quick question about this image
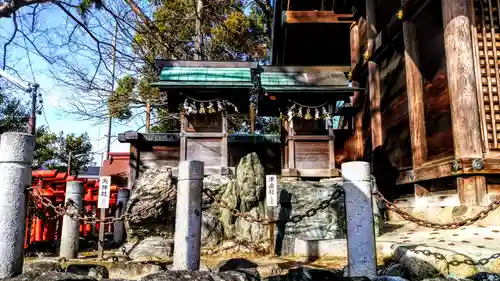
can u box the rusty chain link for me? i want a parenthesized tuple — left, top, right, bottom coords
(203, 185, 344, 225)
(409, 248, 500, 266)
(28, 187, 176, 224)
(373, 189, 500, 229)
(28, 176, 500, 230)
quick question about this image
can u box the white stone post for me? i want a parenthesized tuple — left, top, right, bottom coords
(113, 188, 130, 245)
(0, 133, 35, 278)
(172, 160, 204, 271)
(60, 181, 84, 259)
(342, 161, 377, 278)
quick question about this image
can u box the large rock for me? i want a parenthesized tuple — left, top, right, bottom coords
(6, 270, 97, 281)
(379, 262, 411, 280)
(213, 258, 258, 272)
(65, 265, 109, 281)
(237, 153, 265, 212)
(137, 269, 260, 281)
(470, 273, 500, 281)
(23, 260, 63, 273)
(217, 179, 239, 239)
(125, 166, 176, 240)
(264, 267, 343, 281)
(277, 179, 345, 239)
(396, 246, 449, 279)
(201, 212, 224, 247)
(235, 203, 269, 243)
(122, 236, 174, 261)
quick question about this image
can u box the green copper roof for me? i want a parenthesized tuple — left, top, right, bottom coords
(260, 71, 358, 92)
(150, 67, 254, 88)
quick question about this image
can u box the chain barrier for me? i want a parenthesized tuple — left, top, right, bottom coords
(28, 184, 345, 226)
(27, 187, 177, 225)
(408, 248, 500, 267)
(27, 178, 500, 229)
(203, 185, 344, 225)
(373, 189, 500, 230)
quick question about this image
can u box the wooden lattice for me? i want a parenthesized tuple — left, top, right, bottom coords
(474, 0, 500, 150)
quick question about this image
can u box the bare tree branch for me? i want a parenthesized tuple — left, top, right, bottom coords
(0, 0, 50, 19)
(3, 12, 18, 69)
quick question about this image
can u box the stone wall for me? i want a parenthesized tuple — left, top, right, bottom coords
(122, 153, 349, 260)
(275, 178, 345, 240)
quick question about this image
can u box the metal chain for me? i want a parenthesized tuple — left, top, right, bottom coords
(373, 190, 500, 229)
(409, 248, 500, 266)
(30, 178, 500, 229)
(28, 188, 176, 224)
(203, 186, 344, 225)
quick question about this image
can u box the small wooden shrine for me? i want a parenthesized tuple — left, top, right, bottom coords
(257, 66, 361, 178)
(149, 60, 258, 175)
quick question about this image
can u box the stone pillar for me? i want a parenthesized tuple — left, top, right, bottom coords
(172, 160, 204, 271)
(60, 181, 84, 259)
(113, 188, 130, 245)
(0, 133, 35, 278)
(342, 161, 377, 278)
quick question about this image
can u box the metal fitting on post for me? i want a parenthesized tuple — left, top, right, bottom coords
(451, 160, 460, 173)
(472, 158, 484, 171)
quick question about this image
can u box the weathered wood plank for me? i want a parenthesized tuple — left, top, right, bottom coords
(281, 168, 340, 178)
(397, 157, 500, 184)
(186, 138, 222, 167)
(369, 61, 383, 151)
(286, 135, 333, 141)
(183, 132, 225, 138)
(283, 11, 354, 24)
(441, 0, 487, 206)
(180, 112, 187, 161)
(221, 112, 228, 169)
(328, 104, 336, 170)
(403, 18, 427, 168)
(402, 9, 430, 202)
(288, 120, 295, 169)
(295, 141, 329, 170)
(365, 0, 377, 57)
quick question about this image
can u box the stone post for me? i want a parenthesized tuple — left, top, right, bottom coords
(0, 133, 35, 278)
(172, 160, 204, 271)
(113, 188, 130, 245)
(342, 161, 377, 278)
(60, 181, 84, 259)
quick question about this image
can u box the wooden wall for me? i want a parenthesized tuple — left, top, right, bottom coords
(186, 138, 222, 167)
(378, 37, 412, 171)
(472, 0, 500, 152)
(138, 145, 181, 171)
(130, 137, 283, 179)
(416, 0, 454, 161)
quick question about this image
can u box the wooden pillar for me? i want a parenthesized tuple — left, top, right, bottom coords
(145, 102, 151, 132)
(328, 104, 336, 173)
(402, 10, 430, 200)
(288, 119, 295, 170)
(365, 0, 382, 154)
(283, 120, 289, 170)
(350, 21, 364, 161)
(221, 112, 228, 172)
(365, 0, 377, 58)
(250, 103, 256, 135)
(441, 0, 488, 206)
(129, 144, 140, 189)
(369, 62, 382, 151)
(180, 112, 187, 161)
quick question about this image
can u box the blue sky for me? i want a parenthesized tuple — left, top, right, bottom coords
(0, 6, 137, 165)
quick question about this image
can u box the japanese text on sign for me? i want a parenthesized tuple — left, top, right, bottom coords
(266, 175, 278, 207)
(98, 176, 111, 209)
